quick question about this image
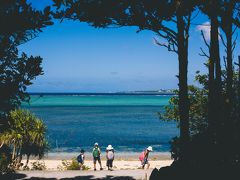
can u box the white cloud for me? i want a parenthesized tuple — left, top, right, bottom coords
(196, 21, 211, 41)
(196, 21, 221, 41)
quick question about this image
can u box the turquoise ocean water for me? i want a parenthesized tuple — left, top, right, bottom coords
(22, 94, 179, 153)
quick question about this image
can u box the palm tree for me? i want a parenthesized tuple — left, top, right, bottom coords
(0, 109, 48, 169)
(23, 119, 48, 167)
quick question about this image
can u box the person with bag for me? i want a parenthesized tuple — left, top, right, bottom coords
(139, 146, 153, 169)
(77, 149, 85, 170)
(106, 145, 114, 171)
(92, 142, 103, 171)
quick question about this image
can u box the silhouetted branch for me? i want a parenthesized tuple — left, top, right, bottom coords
(153, 37, 177, 53)
(155, 30, 177, 47)
(201, 30, 210, 49)
(232, 25, 237, 36)
(232, 17, 240, 27)
(234, 56, 240, 67)
(170, 17, 177, 24)
(199, 47, 209, 58)
(223, 56, 227, 70)
(160, 25, 177, 39)
(190, 9, 200, 21)
(185, 14, 191, 40)
(232, 33, 238, 52)
(220, 34, 227, 48)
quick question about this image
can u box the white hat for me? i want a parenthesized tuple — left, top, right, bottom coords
(94, 142, 98, 146)
(147, 146, 153, 151)
(106, 145, 114, 150)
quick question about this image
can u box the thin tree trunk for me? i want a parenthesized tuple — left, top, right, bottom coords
(177, 14, 190, 161)
(223, 2, 234, 163)
(209, 13, 224, 164)
(213, 17, 222, 147)
(12, 143, 16, 161)
(208, 28, 215, 143)
(225, 16, 233, 119)
(209, 15, 221, 142)
(0, 141, 4, 148)
(25, 154, 30, 167)
(238, 56, 240, 100)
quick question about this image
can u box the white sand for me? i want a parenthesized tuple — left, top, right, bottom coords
(21, 159, 173, 171)
(18, 153, 173, 179)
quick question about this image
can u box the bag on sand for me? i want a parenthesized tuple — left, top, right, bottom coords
(93, 147, 100, 158)
(139, 151, 145, 161)
(107, 151, 114, 160)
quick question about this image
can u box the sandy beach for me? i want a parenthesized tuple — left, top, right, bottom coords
(16, 160, 172, 180)
(13, 153, 173, 179)
(21, 152, 172, 171)
(21, 159, 173, 171)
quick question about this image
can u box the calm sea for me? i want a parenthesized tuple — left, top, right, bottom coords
(22, 94, 179, 153)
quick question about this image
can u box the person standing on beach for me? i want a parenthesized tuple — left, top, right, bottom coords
(106, 145, 114, 171)
(92, 142, 103, 171)
(139, 146, 153, 169)
(77, 149, 85, 170)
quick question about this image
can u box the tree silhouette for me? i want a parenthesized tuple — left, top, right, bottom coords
(199, 0, 240, 164)
(0, 0, 53, 130)
(219, 0, 239, 163)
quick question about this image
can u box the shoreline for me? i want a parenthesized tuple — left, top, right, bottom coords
(42, 151, 171, 160)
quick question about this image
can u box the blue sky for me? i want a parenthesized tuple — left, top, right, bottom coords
(20, 0, 239, 92)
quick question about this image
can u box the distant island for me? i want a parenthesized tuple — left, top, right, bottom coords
(28, 89, 175, 96)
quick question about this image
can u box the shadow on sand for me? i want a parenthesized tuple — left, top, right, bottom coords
(1, 173, 136, 180)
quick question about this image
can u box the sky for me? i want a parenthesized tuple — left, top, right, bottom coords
(20, 0, 239, 93)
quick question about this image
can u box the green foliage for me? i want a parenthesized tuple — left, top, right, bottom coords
(159, 82, 208, 136)
(0, 109, 48, 168)
(60, 158, 90, 170)
(81, 164, 91, 170)
(161, 70, 240, 161)
(159, 73, 209, 160)
(61, 159, 80, 170)
(31, 161, 46, 171)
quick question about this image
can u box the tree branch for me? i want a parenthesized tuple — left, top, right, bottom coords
(201, 30, 210, 49)
(184, 13, 191, 40)
(223, 56, 227, 70)
(199, 47, 210, 58)
(232, 33, 238, 52)
(220, 34, 227, 48)
(153, 37, 178, 53)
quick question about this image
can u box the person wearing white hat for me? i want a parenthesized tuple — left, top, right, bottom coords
(140, 146, 153, 169)
(106, 145, 114, 171)
(92, 142, 103, 171)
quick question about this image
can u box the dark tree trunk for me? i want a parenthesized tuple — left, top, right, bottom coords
(238, 56, 240, 99)
(177, 14, 190, 161)
(25, 154, 30, 167)
(209, 15, 222, 141)
(209, 13, 225, 164)
(208, 38, 215, 140)
(225, 19, 233, 117)
(222, 2, 234, 163)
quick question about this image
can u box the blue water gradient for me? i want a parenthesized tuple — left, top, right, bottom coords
(23, 95, 179, 153)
